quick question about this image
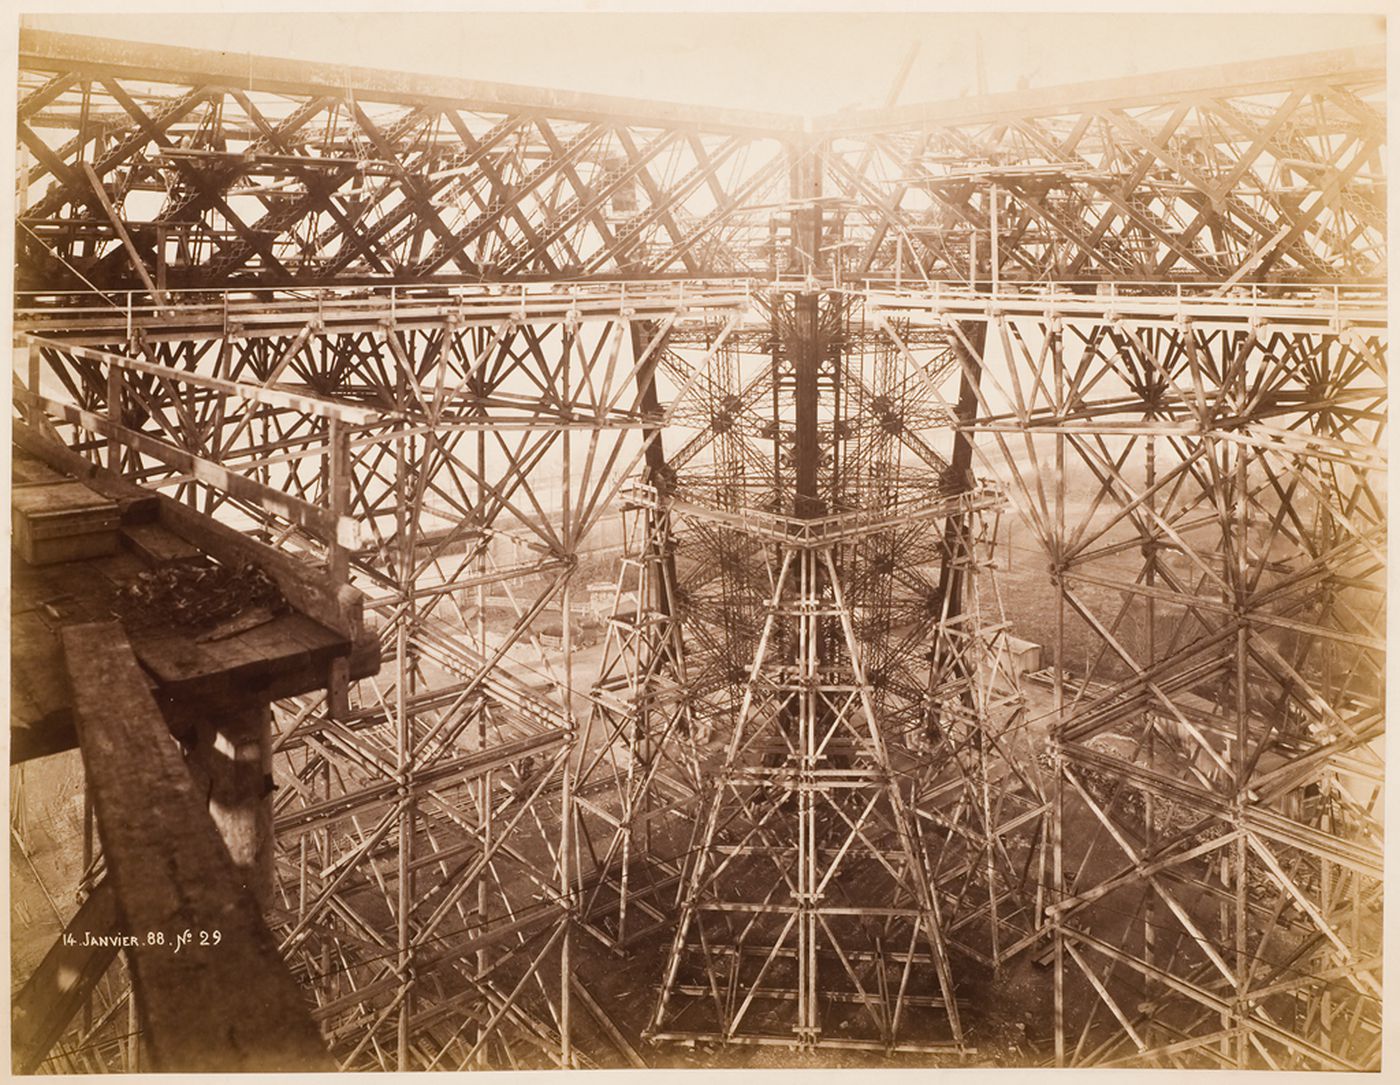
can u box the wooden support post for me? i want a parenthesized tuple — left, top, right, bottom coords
(27, 340, 43, 426)
(560, 575, 575, 1067)
(1052, 314, 1067, 1066)
(1233, 401, 1251, 1067)
(393, 428, 415, 1070)
(18, 140, 30, 214)
(106, 363, 122, 473)
(990, 183, 1000, 295)
(1142, 434, 1158, 1038)
(474, 396, 491, 1068)
(184, 704, 275, 908)
(560, 323, 575, 1069)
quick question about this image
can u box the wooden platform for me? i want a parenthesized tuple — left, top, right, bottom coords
(10, 425, 380, 762)
(10, 427, 382, 1070)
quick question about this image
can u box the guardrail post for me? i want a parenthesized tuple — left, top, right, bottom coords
(326, 416, 351, 719)
(26, 340, 42, 426)
(107, 362, 122, 473)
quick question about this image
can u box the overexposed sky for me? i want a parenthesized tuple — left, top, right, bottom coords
(19, 8, 1386, 117)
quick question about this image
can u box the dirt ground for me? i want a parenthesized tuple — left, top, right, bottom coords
(568, 926, 1059, 1070)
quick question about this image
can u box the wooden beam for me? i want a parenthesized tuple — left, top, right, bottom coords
(60, 622, 333, 1072)
(11, 881, 121, 1074)
(12, 421, 368, 639)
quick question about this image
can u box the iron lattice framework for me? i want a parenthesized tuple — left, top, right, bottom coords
(16, 29, 792, 290)
(16, 32, 1383, 292)
(11, 28, 1385, 1072)
(878, 287, 1385, 1068)
(820, 50, 1386, 286)
(634, 290, 1039, 1052)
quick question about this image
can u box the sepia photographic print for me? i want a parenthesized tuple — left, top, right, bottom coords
(6, 2, 1387, 1076)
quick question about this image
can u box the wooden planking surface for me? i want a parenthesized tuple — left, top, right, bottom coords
(119, 520, 203, 565)
(12, 453, 69, 488)
(132, 612, 350, 701)
(60, 622, 333, 1072)
(10, 439, 379, 761)
(11, 550, 131, 762)
(15, 422, 366, 637)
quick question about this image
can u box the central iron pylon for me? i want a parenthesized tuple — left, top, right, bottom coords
(642, 264, 997, 1048)
(649, 528, 964, 1051)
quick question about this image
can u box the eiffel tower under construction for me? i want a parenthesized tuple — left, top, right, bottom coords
(8, 17, 1385, 1074)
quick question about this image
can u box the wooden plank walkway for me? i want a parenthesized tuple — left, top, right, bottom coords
(10, 425, 379, 763)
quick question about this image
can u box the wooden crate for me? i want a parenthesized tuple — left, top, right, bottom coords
(12, 481, 119, 566)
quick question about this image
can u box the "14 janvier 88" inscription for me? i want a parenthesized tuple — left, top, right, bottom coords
(64, 929, 223, 950)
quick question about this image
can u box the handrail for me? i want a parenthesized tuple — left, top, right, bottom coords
(14, 279, 758, 342)
(626, 479, 1006, 548)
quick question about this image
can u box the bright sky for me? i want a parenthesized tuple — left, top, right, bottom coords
(20, 6, 1387, 117)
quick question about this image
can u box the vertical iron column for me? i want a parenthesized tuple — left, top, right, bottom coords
(791, 145, 825, 520)
(631, 320, 684, 868)
(793, 294, 823, 517)
(793, 140, 824, 1045)
(935, 181, 994, 651)
(929, 182, 992, 718)
(631, 321, 680, 623)
(932, 322, 988, 656)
